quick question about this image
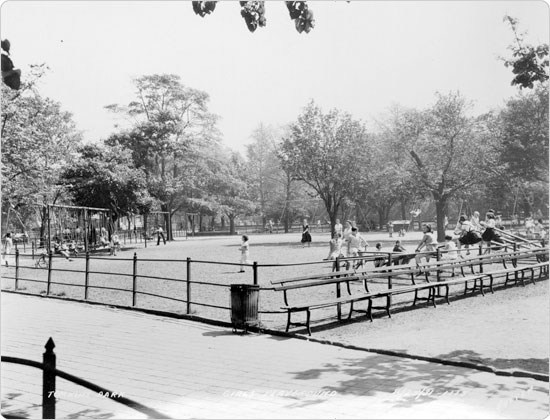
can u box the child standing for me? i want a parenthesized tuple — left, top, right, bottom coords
(2, 233, 13, 267)
(239, 235, 250, 273)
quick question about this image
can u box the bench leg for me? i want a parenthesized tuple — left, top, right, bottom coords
(445, 285, 450, 304)
(479, 278, 485, 296)
(348, 301, 354, 320)
(286, 311, 292, 333)
(386, 295, 392, 318)
(306, 309, 311, 336)
(504, 272, 510, 288)
(530, 267, 536, 285)
(488, 274, 494, 294)
(368, 298, 373, 322)
(521, 270, 526, 287)
(429, 287, 436, 308)
(413, 289, 418, 306)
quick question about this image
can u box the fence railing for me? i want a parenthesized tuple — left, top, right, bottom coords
(2, 242, 548, 326)
(1, 338, 169, 419)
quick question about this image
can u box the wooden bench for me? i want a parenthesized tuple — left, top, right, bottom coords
(271, 259, 549, 336)
(271, 273, 369, 335)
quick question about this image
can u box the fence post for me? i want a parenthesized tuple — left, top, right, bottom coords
(436, 248, 441, 283)
(186, 257, 192, 314)
(15, 249, 19, 290)
(42, 337, 56, 419)
(132, 253, 138, 306)
(46, 251, 53, 296)
(335, 257, 341, 320)
(253, 261, 258, 285)
(84, 252, 90, 300)
(32, 241, 35, 260)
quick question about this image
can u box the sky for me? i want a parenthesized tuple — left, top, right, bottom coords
(1, 1, 549, 154)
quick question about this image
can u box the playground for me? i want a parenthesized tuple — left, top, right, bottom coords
(2, 229, 548, 377)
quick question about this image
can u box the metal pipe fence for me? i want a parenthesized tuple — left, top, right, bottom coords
(2, 244, 549, 326)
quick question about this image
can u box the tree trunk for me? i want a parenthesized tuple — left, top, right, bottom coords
(400, 201, 407, 220)
(229, 214, 236, 235)
(435, 199, 447, 242)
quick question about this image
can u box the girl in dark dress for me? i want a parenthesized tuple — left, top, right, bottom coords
(454, 214, 482, 256)
(480, 210, 503, 252)
(301, 219, 312, 247)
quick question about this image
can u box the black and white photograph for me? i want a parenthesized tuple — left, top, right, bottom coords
(1, 1, 549, 418)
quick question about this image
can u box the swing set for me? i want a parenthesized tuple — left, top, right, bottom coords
(35, 204, 113, 253)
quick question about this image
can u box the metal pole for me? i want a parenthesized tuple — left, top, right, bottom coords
(46, 205, 51, 254)
(132, 253, 138, 306)
(84, 209, 89, 253)
(14, 249, 19, 289)
(335, 257, 341, 320)
(42, 337, 56, 419)
(436, 248, 441, 282)
(253, 261, 258, 285)
(84, 252, 90, 300)
(46, 250, 53, 296)
(186, 257, 191, 315)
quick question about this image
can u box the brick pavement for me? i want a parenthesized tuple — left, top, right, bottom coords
(1, 293, 549, 419)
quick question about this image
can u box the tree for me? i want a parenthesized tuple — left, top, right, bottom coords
(246, 123, 284, 225)
(105, 74, 221, 239)
(1, 39, 21, 90)
(207, 150, 256, 234)
(191, 1, 315, 33)
(1, 81, 81, 235)
(503, 15, 549, 89)
(399, 92, 499, 241)
(61, 144, 153, 221)
(499, 84, 548, 183)
(279, 101, 369, 233)
(374, 105, 426, 221)
(497, 84, 549, 217)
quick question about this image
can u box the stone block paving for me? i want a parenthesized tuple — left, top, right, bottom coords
(1, 293, 549, 419)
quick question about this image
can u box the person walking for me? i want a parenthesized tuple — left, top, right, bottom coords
(301, 219, 312, 247)
(239, 235, 250, 273)
(156, 225, 166, 246)
(388, 222, 394, 238)
(334, 219, 343, 237)
(2, 232, 13, 267)
(414, 224, 437, 276)
(345, 227, 368, 270)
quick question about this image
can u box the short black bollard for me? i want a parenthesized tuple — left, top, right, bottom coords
(42, 337, 56, 419)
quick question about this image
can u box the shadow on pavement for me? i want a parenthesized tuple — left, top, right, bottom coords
(286, 353, 550, 411)
(435, 350, 549, 375)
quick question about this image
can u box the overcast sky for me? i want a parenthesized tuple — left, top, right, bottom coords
(1, 1, 548, 154)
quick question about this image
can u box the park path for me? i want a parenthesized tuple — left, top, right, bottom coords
(1, 292, 549, 419)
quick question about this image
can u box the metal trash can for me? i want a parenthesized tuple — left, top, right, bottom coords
(230, 284, 260, 333)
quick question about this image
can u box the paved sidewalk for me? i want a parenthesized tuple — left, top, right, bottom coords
(1, 293, 549, 419)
